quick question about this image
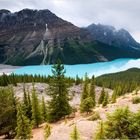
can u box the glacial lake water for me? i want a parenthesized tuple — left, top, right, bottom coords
(14, 58, 140, 78)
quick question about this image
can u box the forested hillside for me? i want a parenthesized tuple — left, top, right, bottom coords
(96, 68, 140, 89)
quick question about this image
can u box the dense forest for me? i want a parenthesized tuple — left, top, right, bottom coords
(96, 68, 140, 98)
(96, 68, 140, 88)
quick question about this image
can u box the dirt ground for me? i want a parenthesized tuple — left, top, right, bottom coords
(31, 90, 140, 140)
(0, 83, 139, 140)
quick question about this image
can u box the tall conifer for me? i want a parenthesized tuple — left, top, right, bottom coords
(41, 96, 47, 122)
(16, 104, 32, 139)
(48, 59, 71, 122)
(31, 86, 42, 127)
(70, 124, 81, 140)
(89, 76, 96, 107)
(98, 87, 105, 104)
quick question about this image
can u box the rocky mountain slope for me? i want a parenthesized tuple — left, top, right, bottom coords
(87, 23, 140, 50)
(0, 9, 140, 66)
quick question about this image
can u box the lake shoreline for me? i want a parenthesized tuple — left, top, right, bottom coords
(0, 58, 140, 77)
(0, 64, 21, 75)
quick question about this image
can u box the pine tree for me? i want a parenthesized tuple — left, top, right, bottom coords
(111, 90, 117, 103)
(0, 87, 17, 138)
(41, 96, 47, 122)
(44, 123, 51, 139)
(22, 85, 32, 120)
(89, 75, 96, 107)
(70, 124, 80, 140)
(11, 74, 17, 86)
(48, 59, 71, 122)
(100, 107, 140, 139)
(102, 92, 109, 107)
(116, 85, 123, 96)
(94, 121, 105, 140)
(31, 86, 42, 127)
(80, 97, 94, 113)
(0, 87, 17, 139)
(98, 87, 105, 104)
(22, 84, 28, 113)
(75, 75, 81, 85)
(27, 88, 32, 120)
(80, 73, 89, 103)
(16, 104, 32, 139)
(2, 73, 9, 86)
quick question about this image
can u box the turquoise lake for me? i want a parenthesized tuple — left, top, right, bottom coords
(14, 58, 140, 78)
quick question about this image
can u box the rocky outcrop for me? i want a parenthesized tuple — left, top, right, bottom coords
(0, 9, 92, 65)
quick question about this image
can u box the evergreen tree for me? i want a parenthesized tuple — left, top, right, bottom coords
(41, 96, 47, 122)
(0, 87, 17, 138)
(80, 97, 94, 113)
(44, 123, 51, 139)
(22, 85, 32, 120)
(96, 107, 140, 139)
(94, 121, 105, 140)
(16, 104, 32, 139)
(70, 124, 81, 140)
(2, 73, 9, 86)
(116, 85, 123, 96)
(102, 92, 109, 107)
(98, 87, 105, 104)
(11, 74, 17, 86)
(111, 90, 117, 103)
(89, 75, 96, 107)
(80, 73, 89, 102)
(22, 84, 28, 113)
(48, 59, 71, 122)
(31, 86, 42, 127)
(75, 75, 81, 85)
(27, 88, 32, 120)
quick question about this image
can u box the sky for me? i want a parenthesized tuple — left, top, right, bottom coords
(0, 0, 140, 42)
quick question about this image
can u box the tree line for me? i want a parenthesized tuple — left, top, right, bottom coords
(96, 68, 140, 91)
(0, 73, 81, 87)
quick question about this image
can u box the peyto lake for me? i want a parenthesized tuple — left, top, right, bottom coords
(14, 58, 140, 78)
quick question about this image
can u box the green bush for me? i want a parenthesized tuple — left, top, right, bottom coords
(80, 97, 94, 113)
(88, 111, 100, 121)
(132, 96, 140, 104)
(95, 107, 140, 139)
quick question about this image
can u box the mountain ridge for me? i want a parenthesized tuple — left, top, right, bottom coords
(87, 23, 140, 50)
(0, 9, 140, 66)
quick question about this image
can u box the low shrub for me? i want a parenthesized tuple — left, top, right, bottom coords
(88, 111, 100, 121)
(132, 96, 140, 104)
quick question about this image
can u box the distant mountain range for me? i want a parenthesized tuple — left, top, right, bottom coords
(0, 9, 140, 66)
(87, 24, 140, 50)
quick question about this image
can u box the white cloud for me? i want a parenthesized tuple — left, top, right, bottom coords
(0, 0, 140, 42)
